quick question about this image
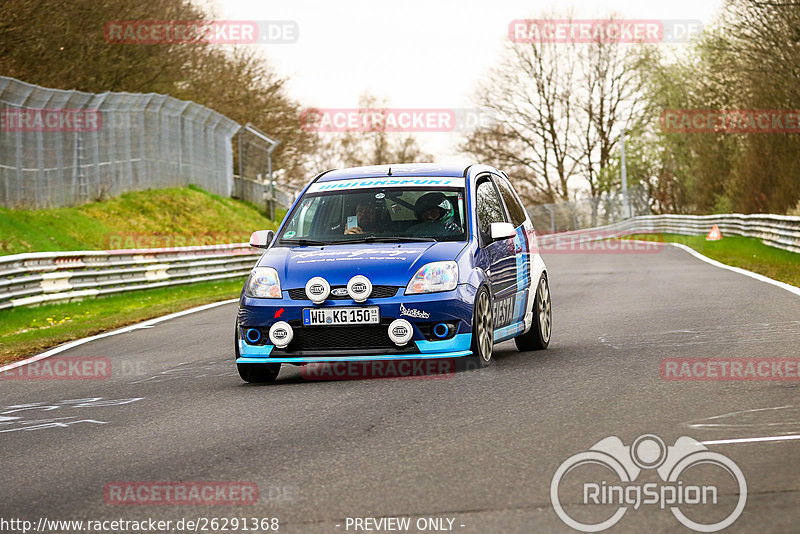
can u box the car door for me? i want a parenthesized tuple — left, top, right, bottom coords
(491, 173, 534, 331)
(492, 173, 532, 294)
(474, 175, 517, 331)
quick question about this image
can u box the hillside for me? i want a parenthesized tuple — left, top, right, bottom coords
(0, 186, 281, 255)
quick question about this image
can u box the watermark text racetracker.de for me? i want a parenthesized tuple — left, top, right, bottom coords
(662, 357, 800, 381)
(535, 231, 663, 254)
(0, 358, 152, 381)
(660, 109, 800, 133)
(105, 481, 262, 506)
(0, 109, 102, 132)
(551, 434, 746, 532)
(301, 359, 456, 381)
(509, 19, 703, 43)
(1, 357, 111, 380)
(104, 20, 298, 44)
(299, 108, 495, 133)
(103, 231, 251, 250)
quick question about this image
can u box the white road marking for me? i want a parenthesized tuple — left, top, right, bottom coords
(0, 299, 238, 373)
(5, 239, 797, 374)
(622, 239, 800, 298)
(702, 434, 800, 445)
(658, 241, 800, 298)
(693, 405, 795, 422)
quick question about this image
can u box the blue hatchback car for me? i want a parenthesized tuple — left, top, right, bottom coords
(235, 163, 551, 383)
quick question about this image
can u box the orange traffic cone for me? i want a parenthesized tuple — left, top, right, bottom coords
(706, 224, 723, 241)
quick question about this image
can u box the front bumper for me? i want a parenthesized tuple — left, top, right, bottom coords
(236, 284, 476, 364)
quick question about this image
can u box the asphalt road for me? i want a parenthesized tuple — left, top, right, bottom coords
(2, 244, 799, 533)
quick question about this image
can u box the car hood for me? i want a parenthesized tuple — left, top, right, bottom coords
(258, 241, 467, 289)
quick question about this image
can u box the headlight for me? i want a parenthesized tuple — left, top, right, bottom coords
(405, 261, 458, 294)
(245, 267, 282, 298)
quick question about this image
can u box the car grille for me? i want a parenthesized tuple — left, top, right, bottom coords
(266, 320, 416, 356)
(288, 285, 398, 300)
(292, 323, 392, 351)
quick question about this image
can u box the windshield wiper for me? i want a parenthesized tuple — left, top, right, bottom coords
(281, 236, 437, 246)
(360, 236, 437, 243)
(280, 238, 330, 246)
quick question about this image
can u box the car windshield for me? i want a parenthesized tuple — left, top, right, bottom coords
(277, 185, 467, 244)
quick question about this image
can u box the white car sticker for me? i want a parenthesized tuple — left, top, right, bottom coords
(308, 177, 465, 193)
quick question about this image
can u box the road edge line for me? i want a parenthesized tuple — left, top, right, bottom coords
(6, 239, 796, 372)
(0, 298, 238, 373)
(702, 434, 800, 445)
(666, 242, 800, 297)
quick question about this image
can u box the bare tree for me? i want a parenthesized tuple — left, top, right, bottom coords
(461, 13, 655, 211)
(575, 24, 657, 223)
(308, 93, 433, 170)
(0, 0, 318, 188)
(576, 33, 654, 196)
(461, 28, 581, 203)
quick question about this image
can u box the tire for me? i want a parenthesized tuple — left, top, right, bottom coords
(515, 274, 551, 351)
(235, 322, 281, 383)
(237, 362, 281, 384)
(468, 286, 494, 368)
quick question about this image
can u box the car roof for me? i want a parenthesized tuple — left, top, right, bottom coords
(316, 163, 470, 182)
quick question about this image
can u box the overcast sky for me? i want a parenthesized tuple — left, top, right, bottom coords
(209, 0, 724, 161)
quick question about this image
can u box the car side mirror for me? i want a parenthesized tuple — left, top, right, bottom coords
(490, 222, 516, 241)
(249, 230, 275, 249)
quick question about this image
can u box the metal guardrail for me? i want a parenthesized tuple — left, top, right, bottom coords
(526, 185, 651, 233)
(0, 244, 261, 310)
(542, 213, 800, 254)
(232, 175, 299, 211)
(1, 213, 796, 311)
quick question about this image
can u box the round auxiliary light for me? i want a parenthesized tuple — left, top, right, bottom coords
(269, 321, 293, 348)
(305, 276, 330, 304)
(245, 328, 262, 344)
(347, 275, 372, 303)
(433, 323, 450, 339)
(388, 319, 413, 346)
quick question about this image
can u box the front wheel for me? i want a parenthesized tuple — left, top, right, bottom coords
(515, 274, 551, 351)
(468, 286, 494, 368)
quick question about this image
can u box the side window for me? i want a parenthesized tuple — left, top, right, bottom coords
(475, 178, 507, 244)
(282, 198, 317, 237)
(493, 175, 527, 227)
(292, 195, 341, 237)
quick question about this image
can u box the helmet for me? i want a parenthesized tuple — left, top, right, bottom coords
(352, 194, 385, 217)
(414, 192, 449, 220)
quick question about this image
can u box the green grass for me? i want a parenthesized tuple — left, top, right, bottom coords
(0, 185, 282, 255)
(625, 233, 800, 288)
(0, 277, 246, 364)
(0, 185, 287, 363)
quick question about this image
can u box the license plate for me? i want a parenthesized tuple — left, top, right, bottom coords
(302, 307, 380, 326)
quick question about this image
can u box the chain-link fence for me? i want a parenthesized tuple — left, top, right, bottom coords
(526, 186, 651, 233)
(233, 123, 299, 219)
(0, 76, 240, 209)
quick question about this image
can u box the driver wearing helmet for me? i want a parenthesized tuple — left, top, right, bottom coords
(406, 192, 461, 236)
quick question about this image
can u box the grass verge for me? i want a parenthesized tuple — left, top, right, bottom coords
(0, 185, 283, 255)
(0, 277, 245, 365)
(0, 185, 284, 364)
(625, 233, 800, 288)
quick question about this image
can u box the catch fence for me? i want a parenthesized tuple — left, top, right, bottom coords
(0, 76, 240, 208)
